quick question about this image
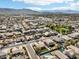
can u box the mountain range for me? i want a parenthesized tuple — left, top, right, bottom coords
(0, 8, 79, 15)
(43, 10, 79, 14)
(0, 8, 41, 15)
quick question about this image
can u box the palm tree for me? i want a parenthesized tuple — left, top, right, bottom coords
(22, 46, 27, 55)
(64, 40, 71, 47)
(71, 39, 79, 45)
(22, 46, 28, 59)
(2, 40, 7, 46)
(8, 48, 13, 59)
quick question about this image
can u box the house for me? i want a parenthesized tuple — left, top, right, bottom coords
(43, 38, 54, 47)
(52, 36, 64, 43)
(0, 51, 6, 59)
(25, 35, 34, 41)
(43, 31, 58, 37)
(40, 55, 57, 59)
(54, 50, 69, 59)
(16, 37, 25, 42)
(64, 49, 75, 58)
(5, 33, 13, 38)
(61, 35, 72, 41)
(67, 45, 79, 54)
(68, 32, 79, 39)
(33, 41, 45, 50)
(76, 42, 79, 48)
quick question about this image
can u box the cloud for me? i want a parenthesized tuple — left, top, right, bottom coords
(27, 7, 42, 11)
(27, 6, 77, 11)
(70, 2, 79, 7)
(12, 0, 74, 5)
(12, 0, 79, 11)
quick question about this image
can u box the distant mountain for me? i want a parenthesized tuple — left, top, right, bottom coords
(0, 8, 79, 15)
(0, 8, 41, 15)
(42, 10, 79, 14)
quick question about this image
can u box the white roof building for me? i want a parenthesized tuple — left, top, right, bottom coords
(61, 35, 72, 41)
(67, 45, 79, 54)
(64, 49, 75, 58)
(34, 41, 45, 49)
(54, 50, 69, 59)
(68, 32, 79, 39)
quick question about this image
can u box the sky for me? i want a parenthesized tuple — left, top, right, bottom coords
(0, 0, 79, 11)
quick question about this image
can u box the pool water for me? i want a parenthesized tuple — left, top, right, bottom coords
(42, 53, 53, 58)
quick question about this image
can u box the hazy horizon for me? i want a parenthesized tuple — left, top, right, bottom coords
(0, 0, 79, 11)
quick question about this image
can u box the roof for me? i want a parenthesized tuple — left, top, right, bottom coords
(43, 39, 54, 45)
(0, 51, 6, 56)
(54, 50, 69, 59)
(68, 32, 79, 38)
(67, 45, 79, 54)
(52, 36, 64, 42)
(34, 41, 45, 48)
(61, 35, 72, 40)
